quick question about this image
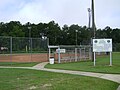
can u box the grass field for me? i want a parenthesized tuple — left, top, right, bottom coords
(45, 52, 120, 74)
(0, 68, 119, 90)
(0, 62, 39, 67)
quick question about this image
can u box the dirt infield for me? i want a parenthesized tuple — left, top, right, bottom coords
(0, 53, 91, 63)
(0, 53, 49, 62)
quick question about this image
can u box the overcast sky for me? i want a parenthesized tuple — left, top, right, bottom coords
(0, 0, 120, 29)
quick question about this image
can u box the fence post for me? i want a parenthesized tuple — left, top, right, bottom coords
(75, 48, 77, 61)
(80, 48, 81, 60)
(84, 48, 86, 60)
(89, 46, 92, 60)
(30, 38, 32, 62)
(58, 47, 61, 63)
(49, 48, 51, 61)
(94, 52, 96, 66)
(47, 38, 49, 46)
(110, 52, 112, 66)
(10, 37, 12, 64)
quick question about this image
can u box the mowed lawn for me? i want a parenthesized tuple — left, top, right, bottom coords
(0, 62, 39, 67)
(0, 68, 119, 90)
(45, 52, 120, 74)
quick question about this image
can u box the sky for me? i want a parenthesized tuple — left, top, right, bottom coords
(0, 0, 120, 29)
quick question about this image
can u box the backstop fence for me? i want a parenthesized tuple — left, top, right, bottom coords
(49, 45, 92, 63)
(0, 36, 48, 65)
(0, 36, 92, 65)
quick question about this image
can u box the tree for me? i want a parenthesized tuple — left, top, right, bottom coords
(0, 20, 120, 50)
(45, 21, 61, 45)
(0, 21, 24, 37)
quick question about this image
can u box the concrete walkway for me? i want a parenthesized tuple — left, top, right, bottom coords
(0, 62, 120, 90)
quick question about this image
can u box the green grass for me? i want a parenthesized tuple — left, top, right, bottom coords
(45, 52, 120, 74)
(0, 62, 39, 67)
(0, 68, 119, 90)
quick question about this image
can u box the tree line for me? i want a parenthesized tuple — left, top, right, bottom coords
(0, 21, 120, 51)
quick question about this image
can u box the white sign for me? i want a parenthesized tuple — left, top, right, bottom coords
(93, 39, 112, 52)
(56, 49, 66, 53)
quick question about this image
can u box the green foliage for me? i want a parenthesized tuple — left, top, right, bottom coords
(0, 21, 120, 49)
(114, 43, 120, 51)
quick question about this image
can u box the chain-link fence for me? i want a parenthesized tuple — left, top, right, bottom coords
(53, 45, 92, 63)
(0, 36, 48, 66)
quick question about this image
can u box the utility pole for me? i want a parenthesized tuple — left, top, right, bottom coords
(91, 0, 96, 61)
(91, 0, 96, 38)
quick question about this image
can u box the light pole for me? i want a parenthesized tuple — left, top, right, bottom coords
(76, 30, 78, 46)
(28, 26, 31, 39)
(88, 8, 91, 29)
(40, 33, 43, 39)
(28, 26, 31, 51)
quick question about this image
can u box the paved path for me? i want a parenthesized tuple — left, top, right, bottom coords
(0, 62, 120, 90)
(33, 62, 48, 69)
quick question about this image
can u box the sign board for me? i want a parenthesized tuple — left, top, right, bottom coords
(56, 49, 66, 53)
(92, 39, 112, 66)
(93, 39, 112, 52)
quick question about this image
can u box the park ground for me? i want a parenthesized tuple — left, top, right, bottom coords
(0, 52, 120, 90)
